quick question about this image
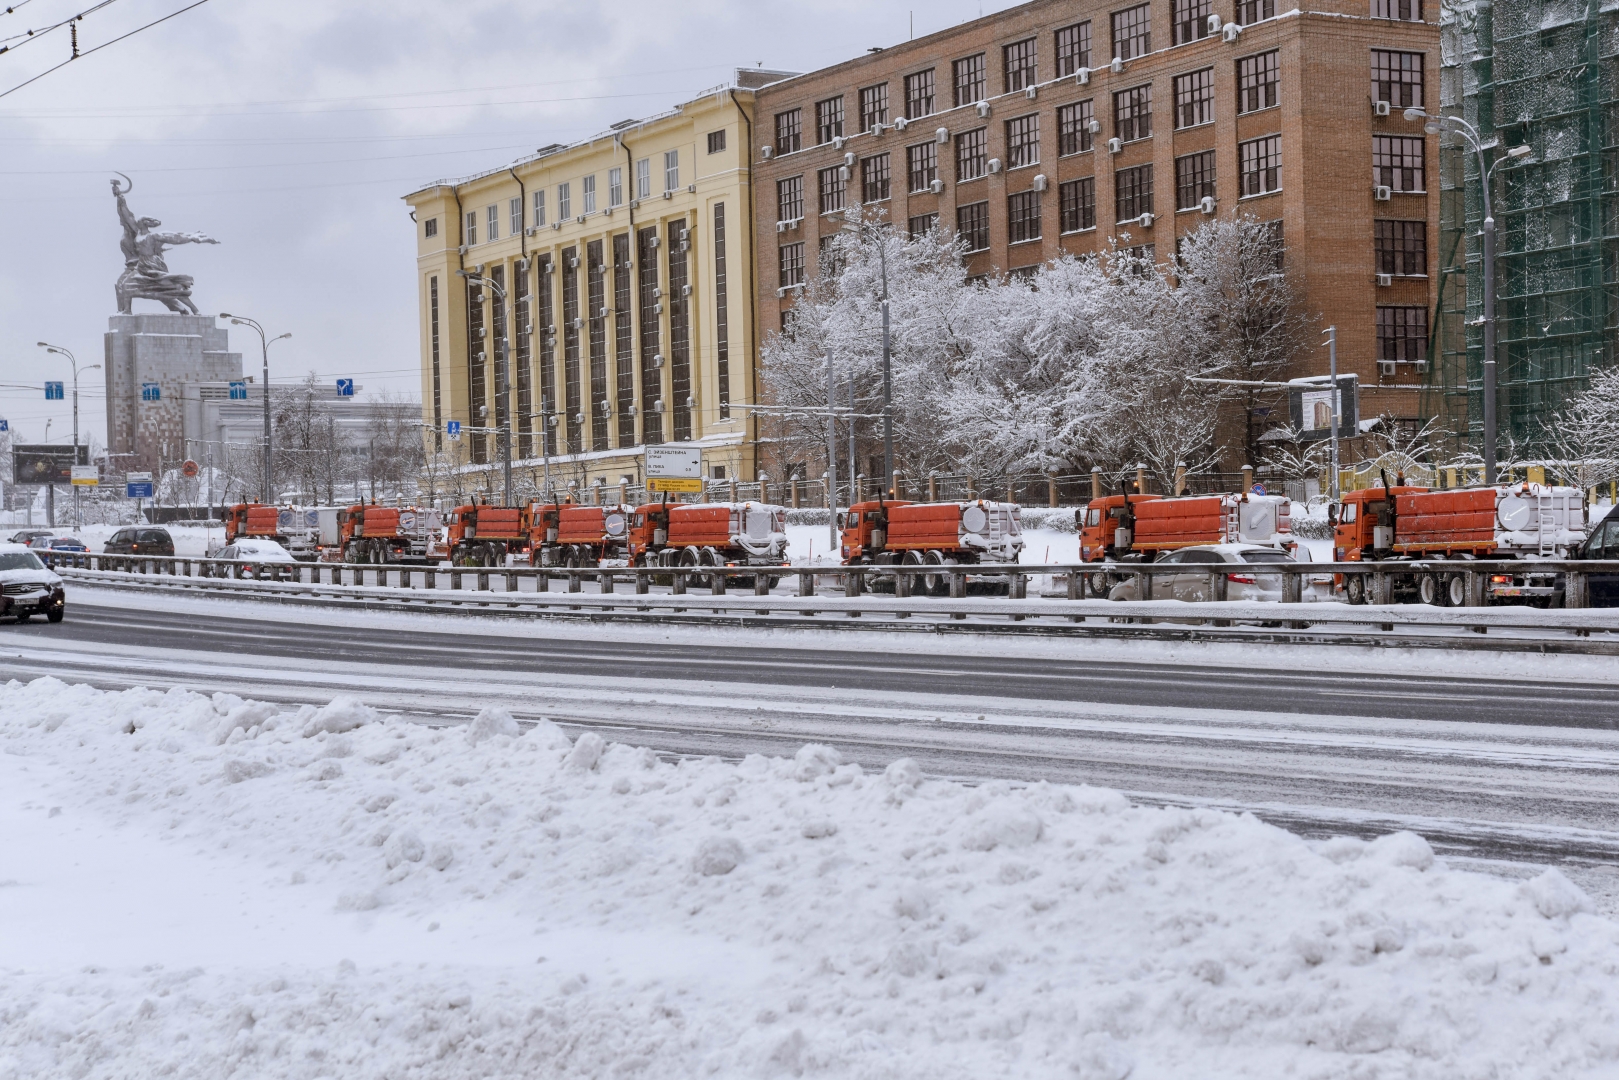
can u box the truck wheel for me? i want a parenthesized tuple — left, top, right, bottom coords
(1345, 575, 1366, 605)
(1444, 574, 1467, 608)
(1417, 574, 1441, 606)
(678, 547, 701, 568)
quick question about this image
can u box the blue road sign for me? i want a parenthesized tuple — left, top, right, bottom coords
(229, 380, 248, 400)
(445, 420, 462, 440)
(141, 382, 161, 402)
(1251, 482, 1268, 496)
(336, 378, 355, 397)
(126, 481, 155, 499)
(0, 418, 8, 432)
(44, 381, 64, 400)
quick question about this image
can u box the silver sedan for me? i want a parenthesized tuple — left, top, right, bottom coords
(1108, 544, 1335, 603)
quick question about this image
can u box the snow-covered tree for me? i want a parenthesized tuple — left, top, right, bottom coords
(1538, 366, 1619, 489)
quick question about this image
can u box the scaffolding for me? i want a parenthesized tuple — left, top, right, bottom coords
(1430, 0, 1619, 458)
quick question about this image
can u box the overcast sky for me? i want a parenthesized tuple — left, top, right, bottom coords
(0, 0, 1022, 450)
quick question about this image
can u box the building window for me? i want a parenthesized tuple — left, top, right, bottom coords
(608, 167, 623, 207)
(467, 276, 487, 462)
(1371, 49, 1424, 108)
(429, 276, 441, 450)
(957, 127, 988, 181)
(904, 70, 935, 119)
(486, 204, 499, 241)
(780, 241, 805, 287)
(560, 251, 580, 454)
(635, 159, 651, 200)
(707, 130, 727, 154)
(666, 220, 693, 442)
(819, 235, 844, 276)
(424, 217, 437, 238)
(778, 175, 804, 222)
(818, 165, 847, 214)
(908, 212, 939, 237)
(586, 243, 608, 451)
(533, 189, 546, 227)
(1372, 0, 1423, 20)
(1055, 22, 1092, 78)
(907, 142, 937, 191)
(816, 96, 845, 144)
(465, 210, 477, 246)
(1060, 177, 1096, 232)
(1058, 99, 1095, 155)
(1112, 4, 1152, 60)
(1374, 135, 1425, 191)
(1236, 0, 1275, 23)
(862, 153, 891, 202)
(953, 53, 986, 107)
(1114, 84, 1153, 142)
(663, 150, 679, 192)
(1008, 190, 1042, 243)
(557, 183, 571, 221)
(636, 229, 661, 445)
(1377, 306, 1428, 362)
(1116, 163, 1154, 221)
(582, 175, 597, 215)
(1375, 219, 1427, 276)
(860, 83, 890, 130)
(713, 204, 730, 419)
(509, 197, 523, 236)
(1174, 68, 1214, 128)
(1173, 0, 1212, 44)
(1176, 150, 1217, 209)
(775, 109, 802, 155)
(614, 233, 634, 442)
(1237, 50, 1280, 113)
(1239, 135, 1281, 196)
(957, 201, 990, 251)
(1004, 37, 1038, 93)
(1006, 113, 1040, 168)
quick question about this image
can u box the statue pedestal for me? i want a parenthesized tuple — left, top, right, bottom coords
(104, 313, 242, 471)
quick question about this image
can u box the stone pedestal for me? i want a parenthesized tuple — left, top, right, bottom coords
(104, 313, 241, 472)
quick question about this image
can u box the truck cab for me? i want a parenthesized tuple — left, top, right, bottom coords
(839, 500, 911, 562)
(1076, 494, 1161, 561)
(1333, 486, 1428, 562)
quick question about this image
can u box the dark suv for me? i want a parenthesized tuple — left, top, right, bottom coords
(104, 527, 175, 557)
(1579, 513, 1619, 607)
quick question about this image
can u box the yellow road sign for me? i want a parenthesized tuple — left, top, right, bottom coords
(648, 477, 702, 494)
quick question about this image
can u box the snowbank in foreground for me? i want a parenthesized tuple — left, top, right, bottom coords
(2, 679, 1616, 1079)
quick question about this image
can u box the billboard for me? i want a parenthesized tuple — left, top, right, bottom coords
(1288, 376, 1359, 442)
(11, 444, 88, 485)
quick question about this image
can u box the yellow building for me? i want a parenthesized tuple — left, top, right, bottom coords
(405, 72, 789, 500)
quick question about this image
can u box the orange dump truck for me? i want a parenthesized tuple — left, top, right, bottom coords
(443, 504, 530, 566)
(1334, 483, 1588, 605)
(1076, 492, 1292, 561)
(340, 504, 444, 564)
(627, 501, 788, 567)
(527, 502, 632, 567)
(839, 500, 1024, 567)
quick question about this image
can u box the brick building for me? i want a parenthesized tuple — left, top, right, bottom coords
(753, 0, 1439, 457)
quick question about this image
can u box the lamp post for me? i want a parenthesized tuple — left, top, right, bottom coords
(839, 209, 895, 494)
(219, 313, 291, 502)
(37, 342, 100, 528)
(1403, 109, 1531, 485)
(454, 270, 513, 506)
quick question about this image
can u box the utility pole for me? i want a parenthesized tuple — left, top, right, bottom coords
(219, 314, 291, 503)
(878, 236, 894, 495)
(848, 371, 857, 504)
(1324, 326, 1340, 501)
(455, 270, 513, 506)
(824, 354, 838, 554)
(37, 342, 100, 529)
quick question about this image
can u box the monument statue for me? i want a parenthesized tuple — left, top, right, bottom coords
(111, 173, 219, 315)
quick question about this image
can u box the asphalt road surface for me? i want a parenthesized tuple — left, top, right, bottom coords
(5, 591, 1619, 879)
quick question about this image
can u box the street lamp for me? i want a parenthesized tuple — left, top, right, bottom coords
(454, 269, 513, 506)
(839, 209, 896, 495)
(218, 313, 291, 502)
(1404, 108, 1531, 486)
(37, 341, 100, 528)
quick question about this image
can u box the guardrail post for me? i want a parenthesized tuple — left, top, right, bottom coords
(754, 572, 769, 596)
(711, 570, 727, 595)
(948, 569, 966, 599)
(845, 569, 862, 598)
(1010, 572, 1026, 601)
(600, 570, 615, 595)
(635, 569, 650, 595)
(799, 570, 815, 597)
(1281, 568, 1301, 604)
(1067, 571, 1081, 601)
(1212, 571, 1228, 603)
(1465, 569, 1485, 608)
(1566, 569, 1590, 609)
(535, 569, 548, 592)
(567, 571, 581, 594)
(1372, 570, 1391, 606)
(895, 568, 911, 598)
(672, 570, 687, 595)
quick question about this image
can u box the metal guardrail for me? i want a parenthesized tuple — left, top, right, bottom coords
(39, 552, 1619, 639)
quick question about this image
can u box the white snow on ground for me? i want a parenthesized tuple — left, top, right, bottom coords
(3, 678, 1618, 1078)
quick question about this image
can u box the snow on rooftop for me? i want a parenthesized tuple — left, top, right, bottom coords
(2, 676, 1617, 1076)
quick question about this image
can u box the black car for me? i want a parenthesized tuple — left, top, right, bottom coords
(103, 527, 175, 557)
(1579, 514, 1619, 607)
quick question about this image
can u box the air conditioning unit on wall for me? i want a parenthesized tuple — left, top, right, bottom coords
(1376, 273, 1394, 287)
(1076, 68, 1091, 85)
(1379, 360, 1397, 378)
(1108, 138, 1123, 154)
(1374, 185, 1393, 201)
(1200, 195, 1216, 215)
(1373, 100, 1391, 117)
(930, 178, 944, 194)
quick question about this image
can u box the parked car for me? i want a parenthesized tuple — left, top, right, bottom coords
(0, 543, 65, 623)
(1107, 544, 1336, 604)
(1577, 512, 1619, 607)
(8, 529, 54, 545)
(103, 526, 175, 557)
(29, 536, 87, 553)
(208, 538, 296, 577)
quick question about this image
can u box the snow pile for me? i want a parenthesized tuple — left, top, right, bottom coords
(3, 677, 1619, 1078)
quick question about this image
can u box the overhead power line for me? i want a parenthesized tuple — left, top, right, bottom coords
(0, 0, 212, 102)
(0, 0, 119, 52)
